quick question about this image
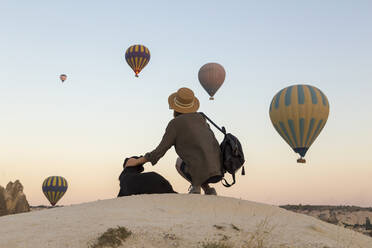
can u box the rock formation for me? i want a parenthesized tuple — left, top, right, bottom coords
(0, 186, 7, 216)
(0, 180, 30, 216)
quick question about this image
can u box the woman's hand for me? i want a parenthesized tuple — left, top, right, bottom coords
(125, 158, 139, 167)
(125, 156, 148, 167)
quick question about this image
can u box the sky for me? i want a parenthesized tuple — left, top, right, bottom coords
(0, 0, 371, 207)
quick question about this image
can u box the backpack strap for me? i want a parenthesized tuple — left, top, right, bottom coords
(199, 112, 226, 135)
(221, 174, 236, 187)
(222, 166, 245, 187)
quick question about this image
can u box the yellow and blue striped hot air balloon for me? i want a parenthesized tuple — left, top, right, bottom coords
(269, 84, 330, 163)
(125, 44, 151, 77)
(42, 176, 68, 206)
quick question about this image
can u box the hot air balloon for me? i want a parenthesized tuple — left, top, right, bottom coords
(125, 44, 150, 77)
(198, 63, 226, 100)
(269, 84, 329, 163)
(60, 74, 67, 83)
(42, 176, 68, 206)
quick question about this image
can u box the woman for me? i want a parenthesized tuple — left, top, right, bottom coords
(126, 87, 222, 195)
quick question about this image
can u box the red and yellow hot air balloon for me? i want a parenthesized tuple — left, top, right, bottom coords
(59, 74, 67, 83)
(198, 63, 226, 100)
(125, 44, 151, 77)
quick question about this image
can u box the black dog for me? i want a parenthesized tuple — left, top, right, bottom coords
(118, 156, 177, 197)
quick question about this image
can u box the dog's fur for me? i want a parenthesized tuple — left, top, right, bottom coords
(117, 156, 177, 197)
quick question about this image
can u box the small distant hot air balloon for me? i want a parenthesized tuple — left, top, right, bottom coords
(125, 44, 151, 77)
(198, 63, 226, 100)
(269, 84, 330, 163)
(42, 176, 68, 206)
(60, 74, 67, 83)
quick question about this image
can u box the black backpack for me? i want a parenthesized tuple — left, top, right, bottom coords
(200, 112, 245, 187)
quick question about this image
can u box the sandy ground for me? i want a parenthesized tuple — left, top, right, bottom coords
(1, 194, 372, 248)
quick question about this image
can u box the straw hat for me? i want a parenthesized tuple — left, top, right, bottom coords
(168, 87, 200, 113)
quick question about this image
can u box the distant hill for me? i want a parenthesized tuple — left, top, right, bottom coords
(280, 205, 372, 237)
(30, 205, 63, 211)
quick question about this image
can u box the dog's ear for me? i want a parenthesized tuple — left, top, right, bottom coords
(123, 158, 130, 168)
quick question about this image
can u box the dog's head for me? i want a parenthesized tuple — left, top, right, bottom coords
(122, 156, 145, 174)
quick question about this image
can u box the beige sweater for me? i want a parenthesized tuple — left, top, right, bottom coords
(145, 113, 222, 186)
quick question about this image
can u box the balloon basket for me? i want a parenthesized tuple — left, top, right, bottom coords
(135, 74, 139, 78)
(297, 158, 306, 164)
(209, 97, 214, 100)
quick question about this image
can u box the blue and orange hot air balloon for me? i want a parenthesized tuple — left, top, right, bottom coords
(125, 44, 151, 77)
(269, 84, 330, 163)
(42, 176, 68, 206)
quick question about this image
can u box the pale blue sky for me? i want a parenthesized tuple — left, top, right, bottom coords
(1, 1, 371, 206)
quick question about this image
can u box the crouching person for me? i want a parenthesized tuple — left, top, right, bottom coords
(125, 87, 222, 195)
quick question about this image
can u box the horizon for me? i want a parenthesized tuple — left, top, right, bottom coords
(1, 1, 371, 207)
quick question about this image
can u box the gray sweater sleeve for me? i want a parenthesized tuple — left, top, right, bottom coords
(144, 121, 176, 165)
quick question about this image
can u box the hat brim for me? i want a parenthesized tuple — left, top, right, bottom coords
(168, 92, 200, 113)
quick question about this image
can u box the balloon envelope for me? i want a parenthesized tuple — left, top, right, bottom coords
(198, 63, 225, 100)
(42, 176, 68, 206)
(125, 44, 150, 77)
(60, 74, 67, 83)
(269, 84, 329, 161)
